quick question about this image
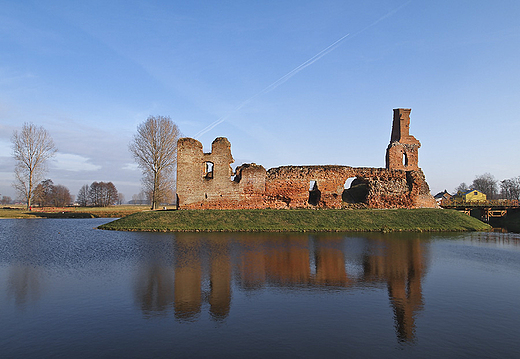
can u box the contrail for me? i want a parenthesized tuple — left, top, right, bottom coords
(194, 34, 349, 139)
(194, 0, 413, 139)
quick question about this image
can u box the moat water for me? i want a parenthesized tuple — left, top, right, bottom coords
(1, 218, 520, 358)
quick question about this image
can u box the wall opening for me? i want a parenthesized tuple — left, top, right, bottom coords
(402, 152, 408, 167)
(204, 161, 214, 179)
(308, 181, 321, 206)
(342, 177, 368, 203)
(344, 177, 355, 189)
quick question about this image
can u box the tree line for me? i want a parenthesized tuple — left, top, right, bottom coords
(77, 182, 121, 207)
(32, 179, 72, 207)
(455, 173, 520, 200)
(10, 116, 180, 210)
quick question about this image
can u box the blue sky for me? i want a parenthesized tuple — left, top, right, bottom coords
(1, 0, 519, 201)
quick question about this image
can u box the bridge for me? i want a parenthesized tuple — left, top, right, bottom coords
(441, 199, 520, 222)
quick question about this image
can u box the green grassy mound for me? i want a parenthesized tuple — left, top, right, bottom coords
(98, 208, 491, 232)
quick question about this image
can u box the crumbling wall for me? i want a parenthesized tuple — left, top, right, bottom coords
(176, 108, 437, 210)
(386, 108, 421, 171)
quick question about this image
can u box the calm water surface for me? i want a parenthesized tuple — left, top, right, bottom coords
(1, 218, 520, 358)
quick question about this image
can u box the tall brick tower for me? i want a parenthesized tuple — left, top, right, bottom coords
(385, 108, 421, 171)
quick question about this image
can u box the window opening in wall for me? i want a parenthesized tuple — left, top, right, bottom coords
(344, 177, 355, 189)
(308, 181, 321, 206)
(402, 152, 408, 167)
(342, 177, 368, 204)
(204, 161, 214, 179)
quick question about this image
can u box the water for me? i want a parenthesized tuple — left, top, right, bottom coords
(1, 219, 520, 358)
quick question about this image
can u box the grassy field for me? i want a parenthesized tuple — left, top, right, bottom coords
(99, 208, 491, 232)
(0, 205, 154, 219)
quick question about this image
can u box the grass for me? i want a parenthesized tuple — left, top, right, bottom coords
(99, 208, 491, 233)
(0, 205, 153, 219)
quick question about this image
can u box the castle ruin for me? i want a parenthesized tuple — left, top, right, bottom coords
(176, 108, 436, 209)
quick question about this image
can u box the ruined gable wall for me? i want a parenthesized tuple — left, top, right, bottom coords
(177, 138, 205, 206)
(386, 109, 421, 171)
(177, 137, 241, 208)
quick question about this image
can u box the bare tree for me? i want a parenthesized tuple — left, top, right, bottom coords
(77, 184, 90, 207)
(454, 182, 469, 195)
(51, 184, 73, 207)
(129, 116, 180, 210)
(88, 181, 118, 207)
(117, 192, 125, 205)
(471, 173, 498, 199)
(33, 179, 54, 207)
(11, 123, 57, 209)
(1, 196, 12, 205)
(500, 177, 520, 200)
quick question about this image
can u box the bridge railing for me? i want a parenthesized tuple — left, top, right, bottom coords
(441, 199, 519, 208)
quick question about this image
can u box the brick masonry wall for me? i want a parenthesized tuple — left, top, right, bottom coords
(176, 109, 437, 209)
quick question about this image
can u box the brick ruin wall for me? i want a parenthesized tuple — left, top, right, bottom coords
(176, 109, 437, 210)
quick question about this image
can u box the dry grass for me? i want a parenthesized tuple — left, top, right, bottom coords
(0, 205, 156, 218)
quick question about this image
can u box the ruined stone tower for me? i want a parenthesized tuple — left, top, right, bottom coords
(385, 108, 421, 171)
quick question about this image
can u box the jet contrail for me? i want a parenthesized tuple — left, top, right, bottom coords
(194, 34, 349, 139)
(194, 0, 413, 139)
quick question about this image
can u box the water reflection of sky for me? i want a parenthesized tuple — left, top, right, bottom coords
(1, 219, 520, 357)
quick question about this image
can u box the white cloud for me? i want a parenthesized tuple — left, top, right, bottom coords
(0, 139, 12, 157)
(51, 153, 101, 172)
(122, 163, 139, 171)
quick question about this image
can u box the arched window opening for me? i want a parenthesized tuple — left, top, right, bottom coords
(344, 177, 355, 189)
(342, 177, 368, 204)
(204, 161, 214, 179)
(308, 181, 321, 206)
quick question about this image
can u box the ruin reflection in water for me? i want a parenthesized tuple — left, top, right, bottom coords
(3, 219, 520, 358)
(133, 232, 429, 342)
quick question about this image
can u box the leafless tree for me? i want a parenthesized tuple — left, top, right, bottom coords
(11, 123, 57, 209)
(471, 173, 498, 199)
(129, 116, 180, 209)
(131, 191, 147, 205)
(117, 192, 125, 205)
(33, 179, 54, 207)
(500, 176, 520, 200)
(77, 184, 90, 207)
(1, 196, 12, 205)
(32, 179, 72, 207)
(454, 182, 469, 194)
(51, 184, 73, 207)
(88, 181, 118, 207)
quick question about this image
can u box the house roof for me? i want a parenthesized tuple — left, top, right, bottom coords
(463, 189, 483, 195)
(433, 190, 451, 199)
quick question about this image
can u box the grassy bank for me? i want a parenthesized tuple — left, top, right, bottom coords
(0, 205, 153, 219)
(99, 208, 491, 232)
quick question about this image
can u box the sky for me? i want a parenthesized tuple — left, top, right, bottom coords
(1, 0, 519, 201)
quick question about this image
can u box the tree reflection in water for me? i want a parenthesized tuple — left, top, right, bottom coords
(133, 232, 429, 342)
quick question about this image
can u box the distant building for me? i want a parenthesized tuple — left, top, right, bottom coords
(452, 189, 487, 203)
(434, 190, 451, 205)
(462, 189, 487, 202)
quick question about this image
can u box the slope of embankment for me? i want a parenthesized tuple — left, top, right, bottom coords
(98, 208, 490, 232)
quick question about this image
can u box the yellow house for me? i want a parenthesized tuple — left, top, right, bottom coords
(462, 189, 487, 202)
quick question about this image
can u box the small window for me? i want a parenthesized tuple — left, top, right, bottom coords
(474, 191, 478, 195)
(204, 162, 214, 179)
